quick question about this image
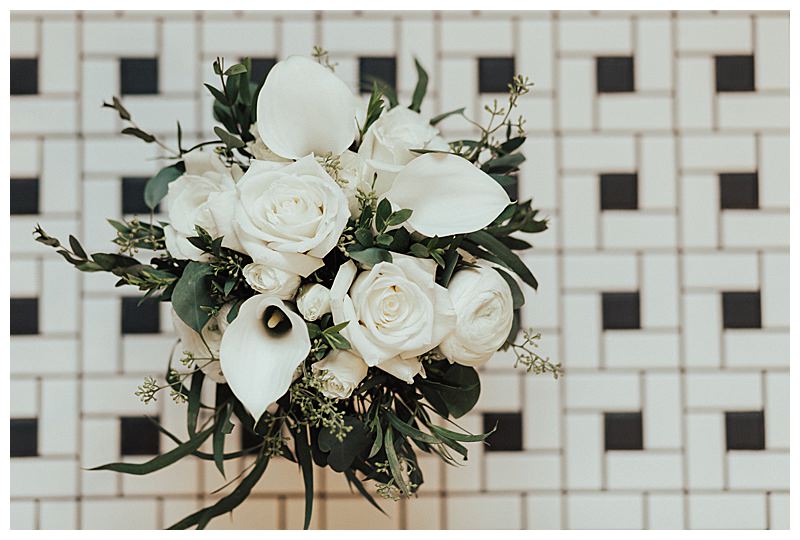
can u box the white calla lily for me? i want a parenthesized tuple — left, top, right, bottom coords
(385, 153, 511, 237)
(256, 56, 358, 160)
(219, 295, 310, 420)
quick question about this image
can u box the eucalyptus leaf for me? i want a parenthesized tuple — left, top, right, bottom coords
(348, 247, 392, 267)
(318, 417, 370, 472)
(121, 127, 156, 143)
(171, 262, 216, 333)
(144, 162, 185, 211)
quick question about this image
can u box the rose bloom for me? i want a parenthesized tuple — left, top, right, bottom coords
(311, 349, 369, 399)
(296, 283, 332, 321)
(163, 152, 241, 261)
(357, 107, 448, 194)
(439, 266, 514, 367)
(330, 254, 455, 383)
(242, 262, 300, 299)
(171, 305, 231, 383)
(233, 155, 350, 278)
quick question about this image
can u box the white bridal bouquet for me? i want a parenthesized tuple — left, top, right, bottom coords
(34, 49, 559, 529)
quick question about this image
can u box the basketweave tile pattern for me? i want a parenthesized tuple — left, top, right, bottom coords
(9, 10, 789, 530)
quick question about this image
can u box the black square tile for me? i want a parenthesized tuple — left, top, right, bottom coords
(720, 172, 759, 209)
(715, 55, 755, 92)
(600, 173, 638, 210)
(602, 292, 640, 330)
(483, 412, 523, 452)
(240, 427, 263, 455)
(722, 291, 762, 329)
(10, 178, 40, 215)
(596, 56, 635, 93)
(359, 56, 397, 93)
(10, 58, 38, 95)
(120, 416, 161, 456)
(725, 411, 765, 450)
(122, 176, 157, 214)
(478, 57, 515, 94)
(121, 296, 161, 334)
(10, 298, 38, 335)
(605, 412, 643, 450)
(10, 418, 38, 457)
(120, 58, 159, 95)
(249, 57, 277, 85)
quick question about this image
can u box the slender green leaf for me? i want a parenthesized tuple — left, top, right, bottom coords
(187, 370, 205, 436)
(386, 412, 440, 444)
(293, 426, 314, 530)
(368, 422, 384, 459)
(204, 83, 229, 105)
(466, 230, 538, 290)
(68, 235, 87, 259)
(212, 402, 234, 477)
(494, 266, 525, 309)
(344, 469, 387, 516)
(430, 107, 465, 126)
(90, 425, 214, 475)
(409, 58, 429, 112)
(429, 423, 495, 443)
(121, 127, 156, 143)
(384, 427, 409, 496)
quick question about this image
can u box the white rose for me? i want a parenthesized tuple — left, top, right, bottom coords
(171, 305, 231, 383)
(337, 150, 373, 216)
(358, 107, 449, 194)
(163, 151, 242, 261)
(233, 155, 350, 277)
(296, 283, 331, 321)
(311, 349, 368, 399)
(439, 266, 514, 367)
(330, 255, 456, 382)
(242, 263, 300, 299)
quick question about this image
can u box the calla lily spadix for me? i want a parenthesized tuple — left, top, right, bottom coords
(385, 152, 512, 237)
(256, 56, 358, 160)
(219, 295, 310, 420)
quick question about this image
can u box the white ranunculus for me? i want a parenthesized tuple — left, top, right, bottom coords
(296, 283, 331, 321)
(385, 152, 511, 237)
(233, 156, 350, 277)
(220, 295, 311, 420)
(163, 151, 242, 261)
(257, 56, 358, 160)
(242, 263, 301, 299)
(439, 266, 514, 367)
(311, 349, 368, 399)
(329, 255, 456, 382)
(170, 305, 231, 383)
(358, 106, 449, 194)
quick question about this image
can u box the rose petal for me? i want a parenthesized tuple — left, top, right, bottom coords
(385, 153, 511, 237)
(219, 295, 310, 420)
(377, 356, 424, 384)
(257, 56, 357, 160)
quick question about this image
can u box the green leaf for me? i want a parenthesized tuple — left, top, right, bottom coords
(384, 427, 409, 496)
(489, 173, 516, 188)
(323, 321, 349, 335)
(171, 262, 216, 333)
(293, 426, 314, 531)
(494, 267, 524, 309)
(429, 423, 495, 443)
(421, 363, 481, 418)
(318, 417, 371, 473)
(374, 233, 393, 247)
(144, 162, 185, 211)
(90, 424, 214, 475)
(213, 126, 246, 150)
(224, 63, 248, 76)
(386, 412, 439, 444)
(409, 58, 429, 113)
(386, 208, 413, 227)
(499, 136, 526, 154)
(429, 107, 465, 126)
(344, 469, 387, 516)
(375, 198, 392, 232)
(186, 370, 205, 436)
(354, 228, 374, 248)
(102, 96, 131, 121)
(482, 152, 525, 174)
(68, 235, 87, 259)
(168, 452, 270, 529)
(212, 402, 234, 477)
(368, 422, 384, 459)
(121, 127, 156, 143)
(362, 75, 398, 108)
(90, 252, 140, 271)
(204, 83, 229, 105)
(349, 247, 392, 267)
(323, 330, 351, 350)
(466, 230, 538, 290)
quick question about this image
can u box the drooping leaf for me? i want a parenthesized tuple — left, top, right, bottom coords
(186, 370, 205, 436)
(386, 412, 439, 444)
(429, 107, 465, 126)
(144, 162, 185, 211)
(384, 427, 409, 496)
(90, 424, 214, 475)
(494, 266, 525, 309)
(466, 230, 538, 290)
(212, 402, 234, 478)
(429, 423, 495, 443)
(293, 425, 314, 530)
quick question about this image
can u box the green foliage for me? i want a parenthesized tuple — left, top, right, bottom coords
(409, 58, 428, 113)
(144, 162, 185, 211)
(171, 262, 216, 333)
